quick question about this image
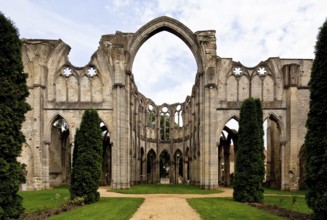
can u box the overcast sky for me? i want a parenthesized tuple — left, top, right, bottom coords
(1, 0, 326, 105)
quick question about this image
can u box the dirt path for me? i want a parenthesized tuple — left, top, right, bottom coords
(130, 197, 201, 220)
(98, 187, 233, 220)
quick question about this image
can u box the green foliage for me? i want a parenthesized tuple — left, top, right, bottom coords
(0, 12, 31, 219)
(70, 109, 103, 204)
(233, 98, 265, 203)
(304, 18, 327, 219)
(72, 128, 80, 168)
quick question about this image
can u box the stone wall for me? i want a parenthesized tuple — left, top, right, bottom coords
(18, 16, 311, 191)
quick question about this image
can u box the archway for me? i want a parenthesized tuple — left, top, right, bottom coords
(174, 149, 183, 184)
(129, 17, 202, 105)
(160, 106, 170, 140)
(49, 116, 70, 187)
(100, 122, 111, 186)
(218, 118, 238, 186)
(265, 115, 282, 189)
(133, 32, 197, 104)
(159, 150, 170, 183)
(147, 149, 157, 183)
(128, 16, 203, 74)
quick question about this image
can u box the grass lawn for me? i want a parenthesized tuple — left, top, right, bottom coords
(188, 197, 285, 220)
(264, 188, 307, 196)
(109, 184, 223, 194)
(49, 197, 144, 220)
(18, 187, 69, 213)
(264, 196, 312, 214)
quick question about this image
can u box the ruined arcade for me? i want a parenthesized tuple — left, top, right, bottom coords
(19, 16, 311, 191)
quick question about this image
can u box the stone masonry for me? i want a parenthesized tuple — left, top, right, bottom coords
(19, 16, 311, 191)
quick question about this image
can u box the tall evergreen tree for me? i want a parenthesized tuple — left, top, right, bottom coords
(70, 109, 103, 204)
(233, 98, 264, 203)
(304, 19, 327, 219)
(255, 98, 265, 184)
(0, 12, 31, 218)
(72, 128, 80, 169)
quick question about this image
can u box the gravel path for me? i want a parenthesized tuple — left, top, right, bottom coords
(98, 187, 233, 220)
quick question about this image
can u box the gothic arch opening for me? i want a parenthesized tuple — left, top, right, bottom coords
(130, 17, 200, 104)
(133, 32, 197, 104)
(128, 16, 203, 73)
(159, 150, 170, 182)
(218, 118, 239, 186)
(147, 149, 156, 183)
(265, 115, 282, 189)
(49, 115, 70, 187)
(174, 149, 183, 184)
(100, 122, 111, 186)
(160, 106, 170, 141)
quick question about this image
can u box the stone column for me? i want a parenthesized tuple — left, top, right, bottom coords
(42, 141, 50, 189)
(218, 144, 222, 185)
(223, 143, 231, 186)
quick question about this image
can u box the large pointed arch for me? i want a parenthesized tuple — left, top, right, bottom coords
(45, 113, 70, 142)
(127, 16, 204, 73)
(263, 112, 286, 143)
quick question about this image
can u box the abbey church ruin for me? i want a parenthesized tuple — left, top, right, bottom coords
(19, 16, 311, 191)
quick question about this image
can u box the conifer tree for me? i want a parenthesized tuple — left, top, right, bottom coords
(255, 98, 265, 185)
(70, 109, 103, 204)
(0, 12, 30, 218)
(304, 19, 327, 219)
(72, 128, 80, 168)
(233, 98, 264, 203)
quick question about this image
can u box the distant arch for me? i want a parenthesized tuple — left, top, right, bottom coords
(159, 150, 170, 179)
(48, 114, 70, 187)
(147, 149, 157, 183)
(263, 112, 286, 142)
(45, 114, 70, 142)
